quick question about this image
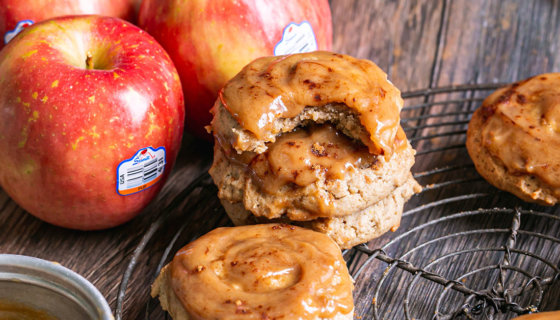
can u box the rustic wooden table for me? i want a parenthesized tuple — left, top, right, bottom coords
(1, 1, 560, 319)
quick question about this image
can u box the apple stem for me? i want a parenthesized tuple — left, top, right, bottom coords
(86, 51, 94, 70)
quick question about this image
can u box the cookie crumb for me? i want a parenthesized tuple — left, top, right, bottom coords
(311, 142, 327, 157)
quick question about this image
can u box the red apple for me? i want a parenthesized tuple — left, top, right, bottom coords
(0, 0, 136, 50)
(138, 0, 332, 138)
(0, 15, 184, 230)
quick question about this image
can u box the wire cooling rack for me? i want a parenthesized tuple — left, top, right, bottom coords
(116, 83, 560, 320)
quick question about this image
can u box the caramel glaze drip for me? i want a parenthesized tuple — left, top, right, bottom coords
(170, 224, 354, 320)
(480, 73, 560, 193)
(218, 123, 408, 218)
(220, 51, 403, 158)
(250, 124, 376, 192)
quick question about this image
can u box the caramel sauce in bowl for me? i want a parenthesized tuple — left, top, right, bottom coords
(0, 300, 58, 320)
(0, 254, 112, 320)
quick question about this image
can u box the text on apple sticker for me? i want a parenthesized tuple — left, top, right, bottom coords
(4, 20, 34, 45)
(116, 146, 166, 196)
(274, 21, 318, 56)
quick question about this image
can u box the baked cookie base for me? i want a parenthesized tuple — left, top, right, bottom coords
(152, 264, 354, 320)
(466, 108, 559, 206)
(221, 174, 421, 249)
(151, 265, 191, 320)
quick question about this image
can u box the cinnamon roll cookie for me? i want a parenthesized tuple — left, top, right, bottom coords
(209, 51, 421, 248)
(467, 73, 560, 205)
(151, 224, 354, 320)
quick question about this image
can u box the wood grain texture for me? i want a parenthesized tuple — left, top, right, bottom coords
(434, 0, 560, 85)
(331, 0, 444, 91)
(1, 1, 560, 319)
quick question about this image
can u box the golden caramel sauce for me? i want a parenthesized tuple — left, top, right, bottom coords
(216, 242, 302, 294)
(513, 311, 560, 320)
(480, 73, 560, 194)
(170, 224, 353, 320)
(249, 124, 376, 193)
(0, 300, 58, 320)
(220, 51, 403, 158)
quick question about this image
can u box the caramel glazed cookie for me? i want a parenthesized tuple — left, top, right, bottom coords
(209, 51, 421, 249)
(152, 224, 354, 320)
(467, 73, 560, 205)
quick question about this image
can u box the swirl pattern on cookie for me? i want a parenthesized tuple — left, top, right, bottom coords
(167, 224, 353, 319)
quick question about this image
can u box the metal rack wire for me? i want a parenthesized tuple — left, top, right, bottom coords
(116, 83, 560, 320)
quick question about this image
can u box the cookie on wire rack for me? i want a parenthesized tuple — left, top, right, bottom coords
(467, 73, 560, 205)
(152, 224, 354, 320)
(208, 51, 421, 249)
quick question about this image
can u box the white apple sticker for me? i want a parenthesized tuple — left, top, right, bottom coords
(274, 21, 318, 56)
(4, 20, 34, 45)
(116, 146, 166, 196)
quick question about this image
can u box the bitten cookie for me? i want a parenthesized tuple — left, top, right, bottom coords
(152, 224, 354, 320)
(209, 51, 421, 248)
(466, 73, 560, 205)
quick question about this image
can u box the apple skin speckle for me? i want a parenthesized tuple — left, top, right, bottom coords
(0, 15, 185, 230)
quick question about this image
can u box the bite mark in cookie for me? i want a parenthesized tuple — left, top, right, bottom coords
(209, 51, 420, 246)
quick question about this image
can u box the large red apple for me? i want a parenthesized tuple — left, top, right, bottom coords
(0, 0, 135, 50)
(138, 0, 332, 138)
(0, 15, 184, 230)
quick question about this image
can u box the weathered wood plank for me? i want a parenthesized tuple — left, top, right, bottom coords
(435, 0, 560, 86)
(331, 0, 444, 91)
